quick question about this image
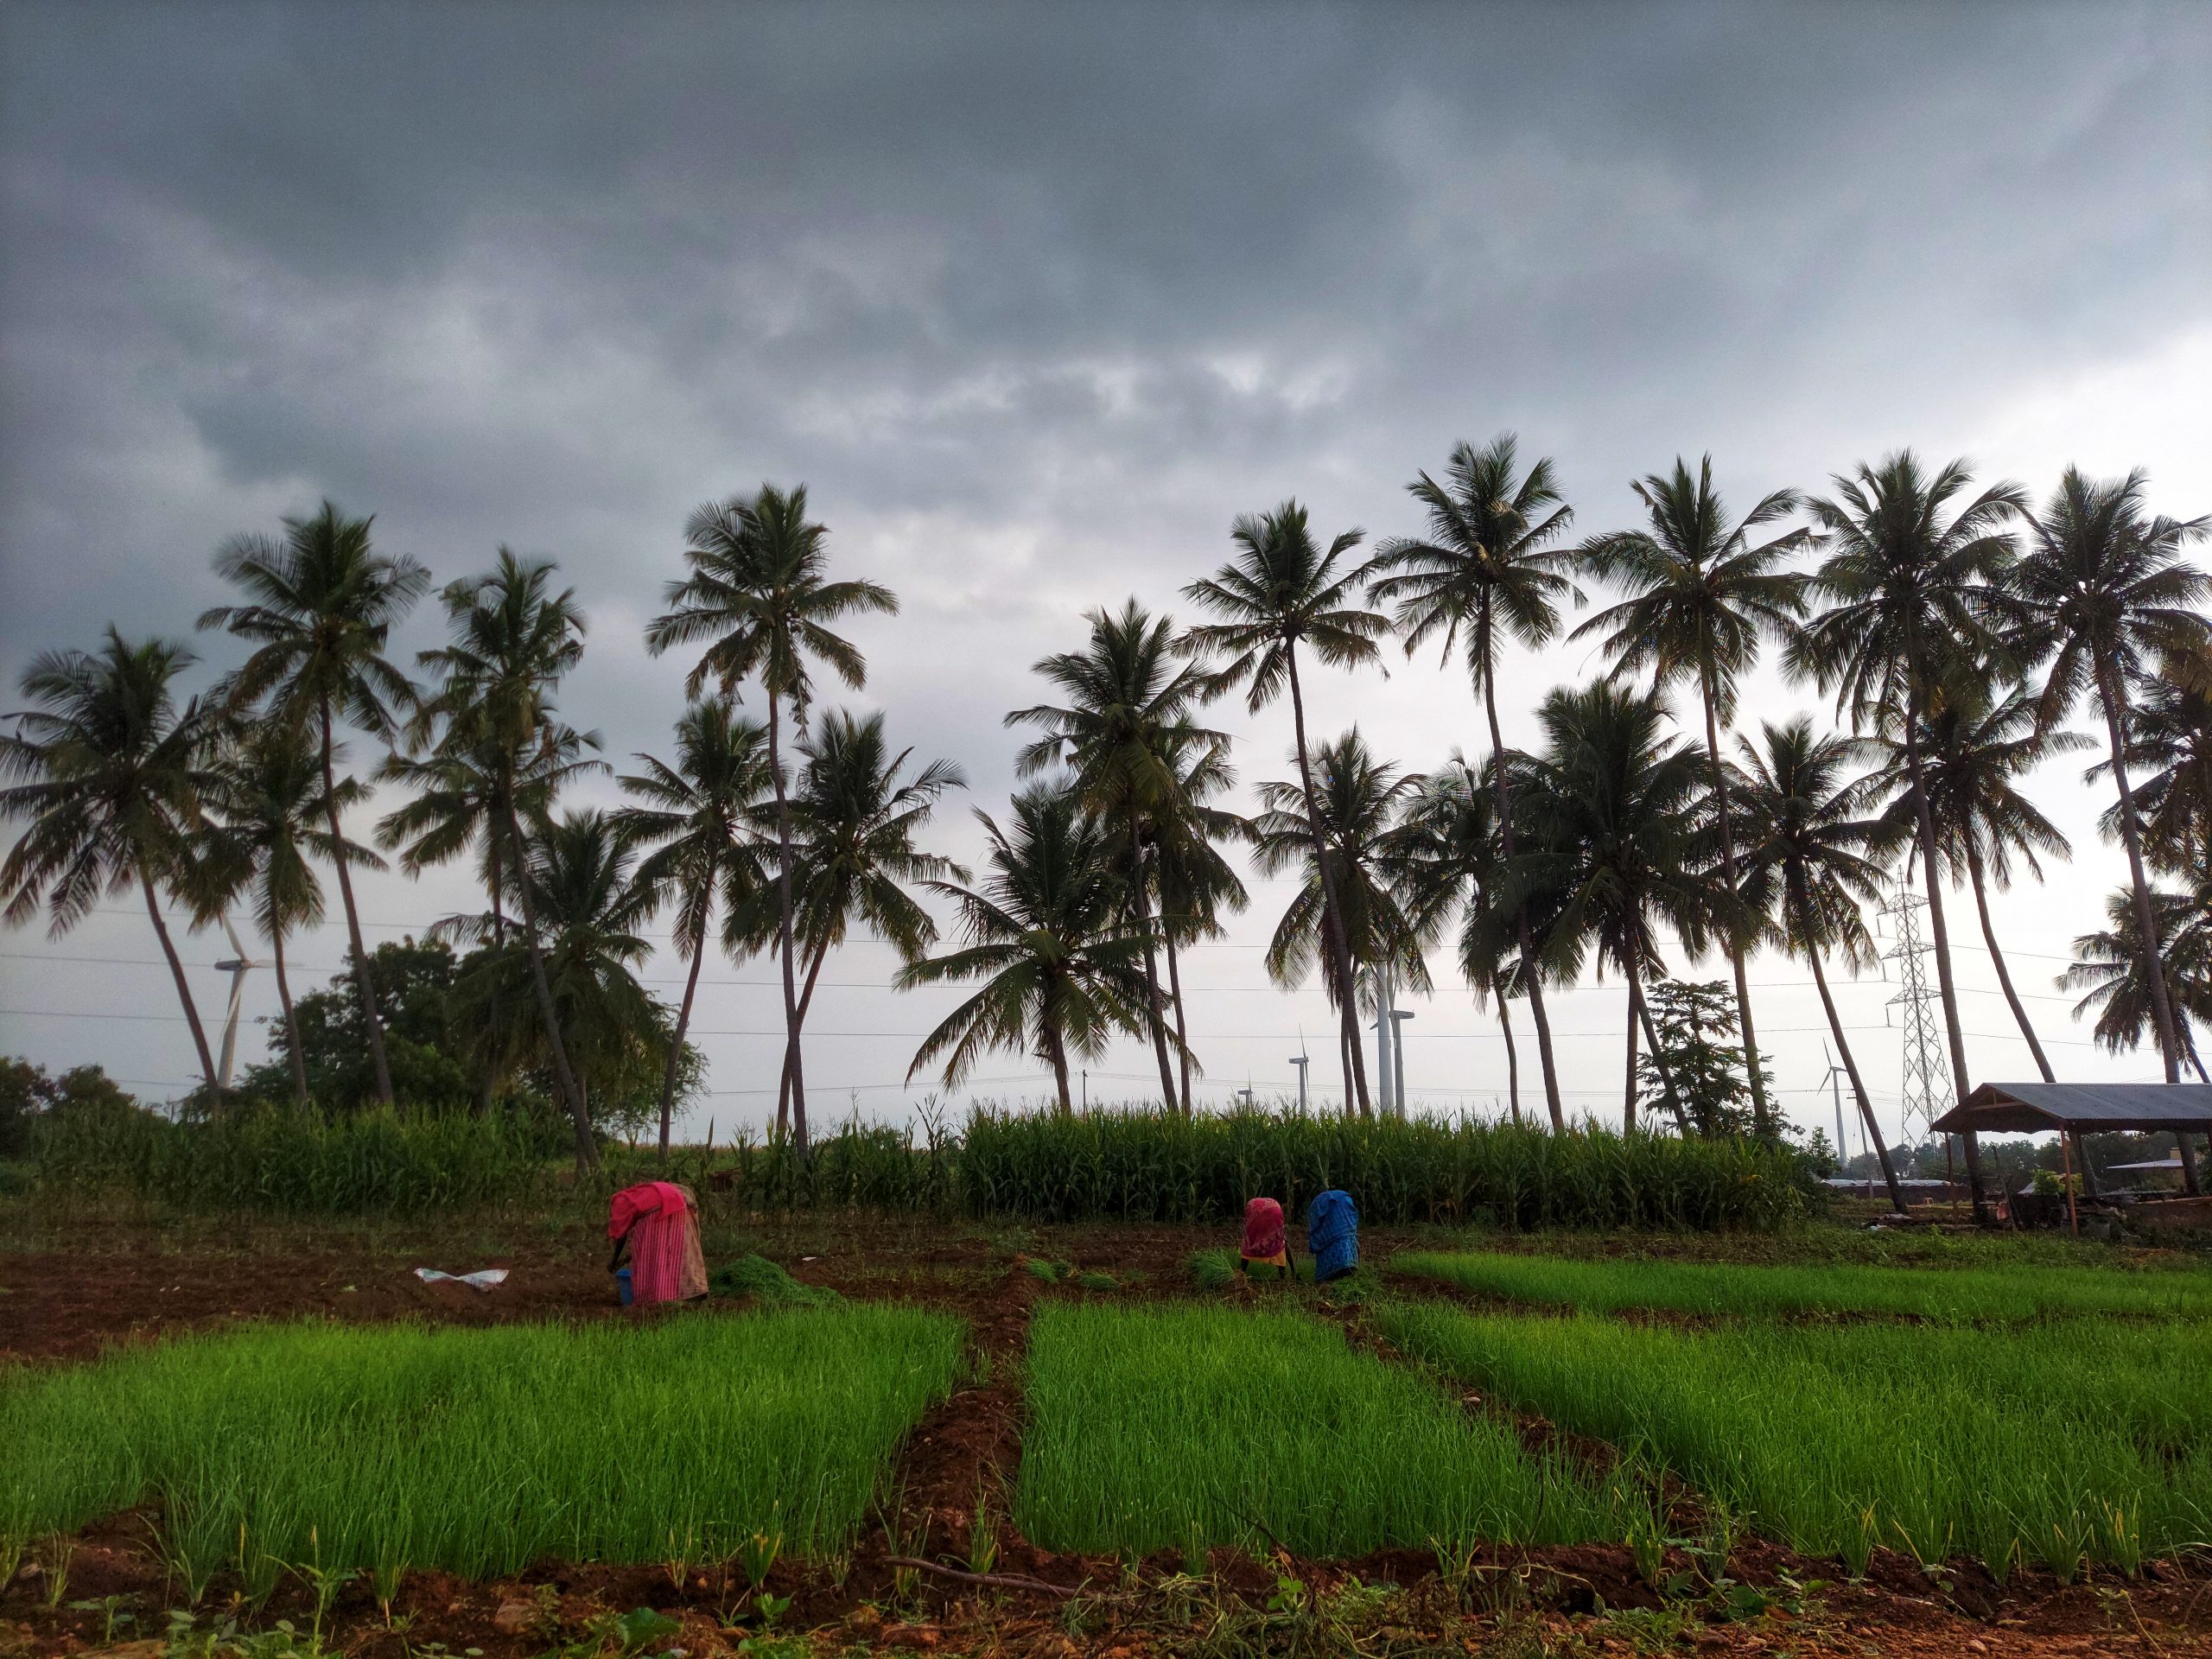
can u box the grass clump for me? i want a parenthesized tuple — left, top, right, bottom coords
(1014, 1302, 1624, 1558)
(1394, 1251, 2212, 1323)
(1376, 1302, 2212, 1579)
(1189, 1247, 1313, 1291)
(0, 1307, 962, 1588)
(709, 1253, 840, 1306)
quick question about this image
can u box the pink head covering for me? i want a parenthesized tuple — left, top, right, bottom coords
(1241, 1197, 1286, 1259)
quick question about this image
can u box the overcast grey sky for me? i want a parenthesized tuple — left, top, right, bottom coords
(3, 2, 2207, 1145)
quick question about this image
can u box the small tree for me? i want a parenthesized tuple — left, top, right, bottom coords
(1637, 979, 1771, 1139)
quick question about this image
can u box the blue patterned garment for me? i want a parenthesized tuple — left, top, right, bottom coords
(1306, 1187, 1359, 1281)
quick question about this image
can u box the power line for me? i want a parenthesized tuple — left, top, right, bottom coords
(0, 1002, 2113, 1046)
(0, 949, 2088, 1002)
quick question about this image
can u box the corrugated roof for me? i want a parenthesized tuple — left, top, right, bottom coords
(1931, 1082, 2212, 1134)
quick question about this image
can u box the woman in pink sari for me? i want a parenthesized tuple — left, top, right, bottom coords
(607, 1180, 709, 1305)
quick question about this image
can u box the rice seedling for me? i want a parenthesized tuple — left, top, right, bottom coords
(0, 1306, 963, 1586)
(1014, 1302, 1627, 1557)
(1394, 1250, 2212, 1323)
(1375, 1302, 2212, 1578)
(706, 1254, 840, 1306)
(1189, 1248, 1313, 1291)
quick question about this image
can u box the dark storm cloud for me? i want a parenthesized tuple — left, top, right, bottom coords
(2, 1, 2207, 1116)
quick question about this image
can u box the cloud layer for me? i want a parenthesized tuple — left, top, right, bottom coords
(3, 3, 2208, 1138)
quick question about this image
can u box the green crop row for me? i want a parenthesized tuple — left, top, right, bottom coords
(30, 1102, 1817, 1229)
(0, 1307, 963, 1591)
(1393, 1250, 2212, 1323)
(1374, 1302, 2212, 1580)
(30, 1100, 564, 1216)
(1014, 1302, 1631, 1558)
(957, 1107, 1815, 1229)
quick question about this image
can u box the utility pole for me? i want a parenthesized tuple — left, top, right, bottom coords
(1081, 1068, 1087, 1112)
(1287, 1053, 1310, 1115)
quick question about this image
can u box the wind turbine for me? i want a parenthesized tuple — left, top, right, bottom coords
(1813, 1043, 1853, 1168)
(1288, 1027, 1310, 1114)
(211, 917, 262, 1090)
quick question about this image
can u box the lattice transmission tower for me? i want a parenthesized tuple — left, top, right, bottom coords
(1883, 882, 1954, 1148)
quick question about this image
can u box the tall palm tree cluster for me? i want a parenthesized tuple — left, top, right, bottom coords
(3, 446, 2206, 1191)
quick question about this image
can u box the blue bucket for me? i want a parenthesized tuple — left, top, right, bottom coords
(616, 1268, 634, 1306)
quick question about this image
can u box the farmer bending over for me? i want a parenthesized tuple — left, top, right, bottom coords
(1238, 1197, 1292, 1284)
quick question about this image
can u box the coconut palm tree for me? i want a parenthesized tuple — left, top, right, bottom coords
(443, 810, 670, 1126)
(1249, 729, 1427, 1114)
(378, 725, 596, 946)
(645, 485, 897, 1155)
(2098, 645, 2212, 879)
(1151, 734, 1250, 1112)
(2012, 467, 2212, 1083)
(1517, 682, 1721, 1136)
(728, 709, 966, 1131)
(1363, 436, 1581, 1128)
(415, 550, 605, 1167)
(199, 503, 429, 1106)
(1571, 456, 1809, 1136)
(1007, 599, 1224, 1111)
(897, 783, 1155, 1110)
(1, 630, 224, 1095)
(1864, 679, 2090, 1084)
(1183, 503, 1390, 1114)
(201, 723, 385, 1103)
(1791, 453, 2024, 1215)
(1732, 717, 1905, 1211)
(616, 699, 772, 1162)
(2062, 881, 2211, 1084)
(1382, 755, 1530, 1122)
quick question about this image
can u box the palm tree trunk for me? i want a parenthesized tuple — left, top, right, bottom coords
(768, 693, 810, 1153)
(2093, 662, 2183, 1083)
(1904, 709, 1987, 1220)
(1802, 933, 1904, 1214)
(1964, 842, 2055, 1084)
(1044, 1018, 1073, 1113)
(1622, 978, 1640, 1133)
(270, 919, 308, 1105)
(142, 872, 221, 1098)
(1285, 645, 1371, 1116)
(1163, 920, 1194, 1114)
(1497, 994, 1522, 1125)
(658, 888, 712, 1167)
(778, 935, 833, 1129)
(1481, 655, 1564, 1129)
(1699, 671, 1771, 1136)
(1128, 825, 1181, 1112)
(1626, 950, 1691, 1135)
(505, 798, 595, 1170)
(320, 697, 394, 1106)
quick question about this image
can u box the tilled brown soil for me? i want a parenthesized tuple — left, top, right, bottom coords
(3, 1215, 2209, 1656)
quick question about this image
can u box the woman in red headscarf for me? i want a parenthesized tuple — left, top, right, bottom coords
(1237, 1196, 1289, 1283)
(607, 1180, 709, 1306)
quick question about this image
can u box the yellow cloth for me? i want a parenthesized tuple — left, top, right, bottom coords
(1241, 1249, 1288, 1269)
